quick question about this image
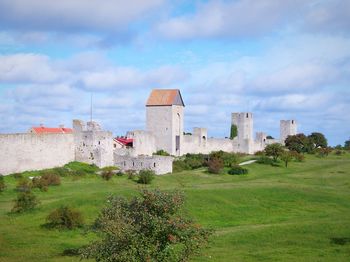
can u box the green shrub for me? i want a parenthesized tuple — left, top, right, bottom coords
(51, 167, 71, 177)
(81, 189, 211, 262)
(137, 170, 155, 184)
(316, 147, 332, 157)
(41, 173, 61, 186)
(0, 175, 6, 192)
(209, 151, 239, 167)
(228, 165, 248, 175)
(101, 170, 113, 181)
(12, 191, 39, 213)
(64, 162, 98, 175)
(290, 151, 305, 162)
(32, 177, 48, 192)
(256, 156, 274, 165)
(126, 170, 136, 180)
(45, 206, 84, 230)
(172, 160, 191, 173)
(153, 149, 170, 156)
(16, 178, 32, 192)
(116, 171, 125, 176)
(208, 157, 224, 174)
(12, 172, 23, 179)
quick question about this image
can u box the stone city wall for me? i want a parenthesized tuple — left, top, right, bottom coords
(0, 133, 75, 175)
(114, 154, 173, 175)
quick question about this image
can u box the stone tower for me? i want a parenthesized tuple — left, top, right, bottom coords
(231, 112, 253, 141)
(146, 89, 185, 156)
(280, 120, 297, 144)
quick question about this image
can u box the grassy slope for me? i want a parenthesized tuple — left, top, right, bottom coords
(0, 154, 349, 262)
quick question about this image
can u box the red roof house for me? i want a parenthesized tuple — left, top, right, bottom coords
(29, 126, 73, 134)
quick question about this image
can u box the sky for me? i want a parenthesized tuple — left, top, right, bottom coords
(0, 0, 349, 146)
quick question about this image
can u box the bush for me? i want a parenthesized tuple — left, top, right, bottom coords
(137, 170, 155, 184)
(16, 178, 32, 192)
(290, 151, 305, 162)
(40, 173, 61, 186)
(51, 167, 71, 177)
(228, 165, 248, 175)
(126, 170, 136, 180)
(45, 206, 84, 230)
(173, 160, 191, 173)
(12, 173, 23, 179)
(64, 162, 99, 175)
(335, 150, 344, 156)
(101, 170, 113, 181)
(254, 150, 265, 156)
(316, 147, 332, 157)
(80, 189, 211, 262)
(153, 149, 170, 156)
(184, 153, 206, 169)
(208, 157, 224, 174)
(209, 151, 239, 167)
(0, 175, 6, 192)
(32, 177, 48, 192)
(12, 191, 39, 213)
(116, 171, 125, 176)
(256, 156, 274, 165)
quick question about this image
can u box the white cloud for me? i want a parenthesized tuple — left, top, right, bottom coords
(0, 53, 65, 83)
(0, 0, 164, 32)
(157, 0, 304, 40)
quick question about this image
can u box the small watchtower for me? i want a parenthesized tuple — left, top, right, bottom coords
(146, 89, 185, 156)
(280, 120, 297, 144)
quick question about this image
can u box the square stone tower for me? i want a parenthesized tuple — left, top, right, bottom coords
(146, 89, 185, 156)
(280, 120, 297, 144)
(231, 112, 253, 141)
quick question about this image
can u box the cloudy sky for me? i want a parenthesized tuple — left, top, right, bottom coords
(0, 0, 349, 145)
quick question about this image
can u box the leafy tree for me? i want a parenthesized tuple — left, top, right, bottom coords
(0, 175, 6, 192)
(345, 138, 350, 150)
(266, 135, 274, 139)
(80, 190, 211, 262)
(285, 133, 310, 153)
(280, 151, 293, 168)
(230, 124, 238, 139)
(308, 132, 327, 148)
(264, 143, 284, 162)
(12, 191, 39, 213)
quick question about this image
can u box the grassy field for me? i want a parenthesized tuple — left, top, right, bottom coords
(1, 153, 350, 261)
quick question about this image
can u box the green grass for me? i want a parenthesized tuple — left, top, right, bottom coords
(1, 153, 350, 261)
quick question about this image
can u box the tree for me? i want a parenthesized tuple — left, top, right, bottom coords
(264, 143, 284, 162)
(345, 138, 350, 150)
(308, 132, 327, 148)
(81, 190, 210, 262)
(280, 151, 293, 168)
(285, 133, 310, 153)
(230, 124, 238, 139)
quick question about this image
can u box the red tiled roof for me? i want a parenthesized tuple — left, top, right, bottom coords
(114, 137, 133, 146)
(31, 127, 73, 134)
(146, 89, 185, 106)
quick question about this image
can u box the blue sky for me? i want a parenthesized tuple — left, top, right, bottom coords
(0, 0, 349, 145)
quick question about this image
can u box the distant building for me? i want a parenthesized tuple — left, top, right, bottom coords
(29, 125, 72, 134)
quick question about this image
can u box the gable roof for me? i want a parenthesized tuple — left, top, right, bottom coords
(146, 89, 185, 107)
(31, 127, 73, 134)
